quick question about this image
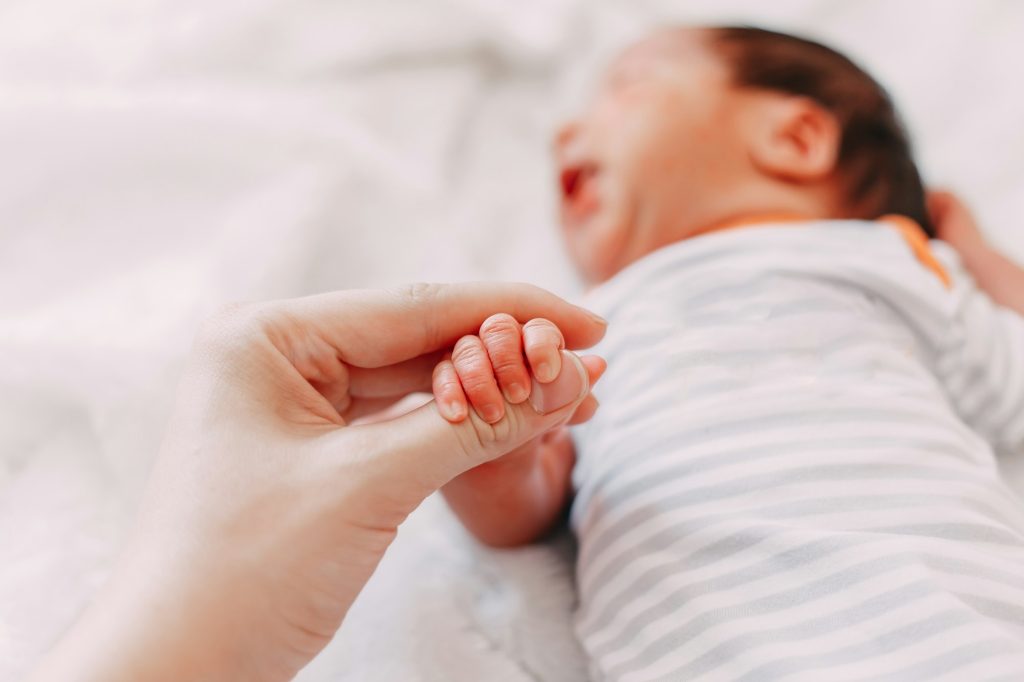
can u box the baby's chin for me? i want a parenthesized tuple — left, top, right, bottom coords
(559, 199, 643, 283)
(564, 235, 628, 286)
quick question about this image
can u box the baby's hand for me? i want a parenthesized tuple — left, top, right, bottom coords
(928, 190, 986, 254)
(432, 314, 602, 424)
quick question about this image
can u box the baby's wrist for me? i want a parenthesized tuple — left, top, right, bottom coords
(953, 236, 997, 269)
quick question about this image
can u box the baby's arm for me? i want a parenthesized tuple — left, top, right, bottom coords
(442, 427, 576, 547)
(433, 314, 604, 547)
(930, 191, 1024, 315)
(929, 191, 1024, 452)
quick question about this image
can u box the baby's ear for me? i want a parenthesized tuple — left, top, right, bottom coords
(745, 94, 841, 183)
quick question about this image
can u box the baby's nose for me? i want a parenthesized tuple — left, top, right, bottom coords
(553, 120, 581, 156)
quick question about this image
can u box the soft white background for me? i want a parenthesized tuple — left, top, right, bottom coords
(1, 1, 1022, 680)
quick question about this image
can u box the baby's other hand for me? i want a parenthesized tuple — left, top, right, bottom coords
(928, 190, 987, 254)
(432, 314, 604, 424)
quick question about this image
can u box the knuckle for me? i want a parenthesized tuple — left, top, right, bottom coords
(432, 365, 458, 391)
(434, 378, 462, 396)
(395, 282, 442, 344)
(489, 354, 527, 377)
(467, 410, 516, 450)
(459, 374, 496, 397)
(479, 313, 519, 338)
(450, 342, 497, 393)
(451, 420, 493, 462)
(523, 317, 557, 337)
(521, 317, 546, 330)
(398, 282, 441, 307)
(450, 401, 533, 467)
(451, 336, 487, 365)
(432, 360, 453, 380)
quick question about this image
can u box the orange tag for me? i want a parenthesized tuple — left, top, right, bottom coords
(880, 215, 952, 289)
(702, 213, 952, 289)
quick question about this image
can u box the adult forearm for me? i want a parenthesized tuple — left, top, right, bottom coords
(29, 550, 240, 682)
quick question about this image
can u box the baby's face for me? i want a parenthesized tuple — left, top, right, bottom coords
(554, 30, 745, 283)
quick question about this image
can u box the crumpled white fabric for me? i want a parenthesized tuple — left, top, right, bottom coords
(1, 1, 1022, 680)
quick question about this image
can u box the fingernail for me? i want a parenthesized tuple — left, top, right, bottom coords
(584, 309, 608, 326)
(529, 351, 588, 415)
(536, 361, 555, 383)
(441, 399, 466, 422)
(505, 382, 529, 404)
(481, 404, 503, 423)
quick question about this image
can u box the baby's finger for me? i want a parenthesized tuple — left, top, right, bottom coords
(432, 356, 468, 423)
(479, 313, 531, 404)
(523, 318, 565, 384)
(451, 335, 505, 424)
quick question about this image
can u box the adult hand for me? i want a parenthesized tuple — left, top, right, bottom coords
(30, 283, 606, 682)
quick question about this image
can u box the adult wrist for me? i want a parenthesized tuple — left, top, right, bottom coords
(31, 543, 253, 682)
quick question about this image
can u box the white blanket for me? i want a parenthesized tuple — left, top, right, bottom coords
(1, 1, 1022, 679)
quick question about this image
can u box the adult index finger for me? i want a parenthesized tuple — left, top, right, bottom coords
(276, 282, 607, 369)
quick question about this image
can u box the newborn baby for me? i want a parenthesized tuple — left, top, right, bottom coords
(434, 27, 1024, 680)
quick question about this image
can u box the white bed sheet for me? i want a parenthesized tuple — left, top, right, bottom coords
(1, 1, 1022, 680)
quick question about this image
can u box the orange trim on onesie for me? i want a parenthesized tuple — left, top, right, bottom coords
(879, 214, 952, 289)
(699, 213, 811, 235)
(697, 213, 951, 289)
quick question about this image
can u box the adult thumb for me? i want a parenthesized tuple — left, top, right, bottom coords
(343, 351, 594, 503)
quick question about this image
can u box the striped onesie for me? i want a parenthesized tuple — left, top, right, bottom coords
(570, 220, 1024, 681)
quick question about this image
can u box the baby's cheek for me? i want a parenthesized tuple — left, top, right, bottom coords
(571, 215, 632, 284)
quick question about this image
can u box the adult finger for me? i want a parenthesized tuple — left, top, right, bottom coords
(347, 352, 443, 398)
(523, 318, 565, 384)
(272, 283, 606, 370)
(566, 355, 606, 425)
(312, 352, 441, 421)
(567, 395, 599, 425)
(328, 351, 596, 506)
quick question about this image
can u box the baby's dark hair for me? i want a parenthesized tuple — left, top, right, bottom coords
(708, 26, 934, 237)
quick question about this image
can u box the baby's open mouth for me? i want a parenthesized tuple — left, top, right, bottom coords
(561, 160, 598, 214)
(560, 162, 599, 202)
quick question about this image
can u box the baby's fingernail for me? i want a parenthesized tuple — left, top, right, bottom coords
(585, 310, 608, 326)
(441, 399, 466, 422)
(529, 352, 587, 415)
(481, 404, 504, 423)
(505, 382, 529, 404)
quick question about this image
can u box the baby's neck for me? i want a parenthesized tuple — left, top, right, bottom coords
(590, 189, 845, 287)
(694, 211, 817, 237)
(676, 185, 844, 243)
